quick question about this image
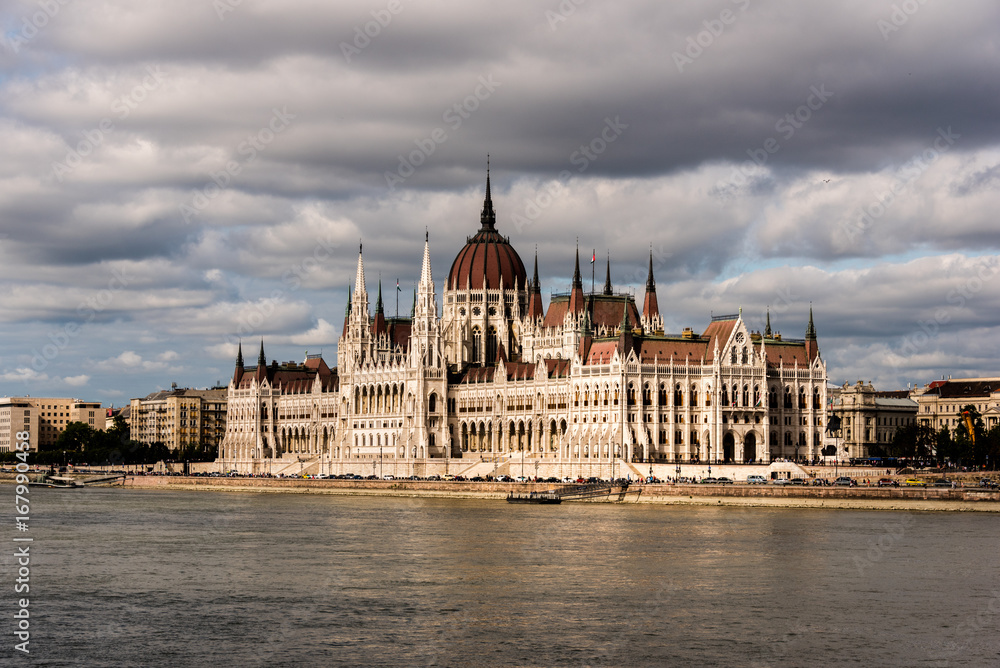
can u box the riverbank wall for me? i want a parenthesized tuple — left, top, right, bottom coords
(111, 475, 1000, 512)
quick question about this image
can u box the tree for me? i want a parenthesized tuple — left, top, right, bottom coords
(52, 422, 97, 452)
(954, 404, 987, 467)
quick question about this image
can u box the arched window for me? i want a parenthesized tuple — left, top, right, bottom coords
(784, 386, 792, 409)
(658, 384, 667, 406)
(471, 327, 482, 364)
(643, 383, 652, 406)
(732, 384, 739, 407)
(742, 385, 749, 407)
(798, 386, 806, 409)
(812, 387, 821, 409)
(753, 385, 761, 407)
(741, 346, 748, 364)
(769, 386, 776, 407)
(730, 347, 737, 364)
(428, 393, 437, 413)
(674, 384, 682, 406)
(627, 383, 636, 406)
(721, 385, 729, 407)
(486, 326, 498, 364)
(690, 384, 698, 407)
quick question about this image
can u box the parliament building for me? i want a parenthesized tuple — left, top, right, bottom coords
(218, 174, 828, 476)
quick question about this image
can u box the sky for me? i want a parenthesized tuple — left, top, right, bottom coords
(1, 0, 999, 404)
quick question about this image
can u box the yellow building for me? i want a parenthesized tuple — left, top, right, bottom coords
(129, 386, 227, 451)
(8, 397, 104, 449)
(910, 377, 1000, 431)
(0, 398, 38, 453)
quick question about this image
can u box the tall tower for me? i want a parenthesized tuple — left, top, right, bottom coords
(443, 166, 528, 368)
(339, 244, 371, 367)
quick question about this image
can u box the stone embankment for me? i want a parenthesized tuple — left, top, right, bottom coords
(113, 476, 1000, 512)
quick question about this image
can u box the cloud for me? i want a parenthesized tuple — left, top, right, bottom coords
(63, 374, 90, 386)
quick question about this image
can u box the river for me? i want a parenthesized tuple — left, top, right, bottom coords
(14, 487, 1000, 666)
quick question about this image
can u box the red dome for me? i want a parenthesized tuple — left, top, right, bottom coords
(448, 227, 527, 291)
(447, 174, 527, 291)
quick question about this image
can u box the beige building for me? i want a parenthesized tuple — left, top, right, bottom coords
(6, 397, 104, 449)
(221, 177, 828, 475)
(909, 377, 1000, 431)
(130, 386, 227, 451)
(0, 398, 39, 453)
(827, 381, 918, 459)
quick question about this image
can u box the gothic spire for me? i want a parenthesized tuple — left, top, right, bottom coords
(480, 156, 496, 230)
(645, 250, 655, 291)
(806, 305, 817, 340)
(258, 339, 266, 367)
(532, 248, 540, 294)
(603, 252, 612, 295)
(419, 230, 433, 287)
(572, 241, 582, 289)
(236, 341, 244, 368)
(765, 307, 772, 338)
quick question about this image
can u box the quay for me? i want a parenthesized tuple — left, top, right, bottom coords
(108, 475, 1000, 512)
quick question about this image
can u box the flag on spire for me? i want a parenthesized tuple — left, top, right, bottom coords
(591, 250, 596, 264)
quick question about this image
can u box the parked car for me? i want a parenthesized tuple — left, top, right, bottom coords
(746, 475, 767, 484)
(771, 478, 789, 485)
(903, 479, 928, 487)
(833, 477, 856, 487)
(877, 478, 898, 487)
(442, 474, 455, 481)
(700, 477, 719, 484)
(932, 479, 954, 488)
(979, 478, 998, 489)
(787, 478, 806, 486)
(811, 478, 829, 486)
(715, 477, 734, 485)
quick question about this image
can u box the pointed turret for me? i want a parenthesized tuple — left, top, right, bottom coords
(232, 341, 244, 385)
(255, 339, 267, 382)
(641, 251, 660, 330)
(568, 242, 586, 316)
(805, 305, 819, 361)
(764, 307, 772, 338)
(527, 249, 545, 320)
(603, 253, 612, 296)
(372, 280, 387, 337)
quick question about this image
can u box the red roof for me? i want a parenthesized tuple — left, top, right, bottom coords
(447, 227, 526, 291)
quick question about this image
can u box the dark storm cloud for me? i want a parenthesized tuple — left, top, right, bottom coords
(2, 0, 1000, 398)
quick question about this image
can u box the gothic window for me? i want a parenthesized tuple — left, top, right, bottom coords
(741, 347, 748, 364)
(674, 384, 682, 406)
(643, 384, 652, 406)
(705, 386, 712, 407)
(627, 383, 636, 406)
(730, 347, 737, 364)
(769, 386, 776, 407)
(784, 386, 792, 409)
(753, 385, 761, 407)
(813, 387, 821, 409)
(721, 385, 729, 407)
(690, 384, 698, 407)
(471, 327, 482, 363)
(658, 384, 667, 406)
(732, 384, 739, 407)
(486, 326, 498, 364)
(742, 385, 749, 407)
(428, 393, 437, 413)
(798, 387, 806, 409)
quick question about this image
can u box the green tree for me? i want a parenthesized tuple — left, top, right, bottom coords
(52, 421, 97, 452)
(955, 404, 987, 467)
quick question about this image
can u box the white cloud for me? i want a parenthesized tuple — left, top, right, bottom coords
(63, 374, 90, 386)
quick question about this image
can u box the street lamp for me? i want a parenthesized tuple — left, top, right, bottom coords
(707, 443, 712, 478)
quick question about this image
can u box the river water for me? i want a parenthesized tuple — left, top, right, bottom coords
(11, 487, 1000, 666)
